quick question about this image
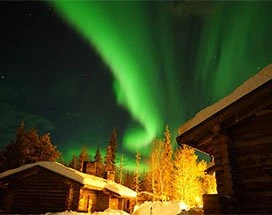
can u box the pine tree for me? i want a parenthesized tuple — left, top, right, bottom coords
(104, 144, 114, 172)
(160, 125, 173, 200)
(94, 147, 104, 177)
(140, 169, 149, 192)
(0, 122, 60, 171)
(134, 151, 141, 193)
(173, 144, 206, 208)
(124, 170, 134, 190)
(78, 147, 90, 171)
(69, 154, 78, 169)
(109, 128, 117, 165)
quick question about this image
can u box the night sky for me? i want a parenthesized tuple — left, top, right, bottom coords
(1, 1, 272, 169)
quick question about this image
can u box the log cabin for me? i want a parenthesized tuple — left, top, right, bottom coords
(176, 64, 272, 214)
(0, 161, 136, 214)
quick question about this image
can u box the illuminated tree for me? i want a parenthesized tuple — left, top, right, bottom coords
(94, 147, 104, 177)
(202, 174, 217, 194)
(147, 139, 164, 199)
(0, 122, 60, 171)
(124, 171, 134, 189)
(173, 144, 206, 208)
(118, 154, 124, 184)
(160, 125, 173, 200)
(133, 151, 141, 193)
(104, 144, 114, 172)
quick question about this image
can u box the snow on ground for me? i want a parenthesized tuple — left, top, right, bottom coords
(45, 208, 129, 215)
(45, 201, 203, 215)
(132, 201, 184, 215)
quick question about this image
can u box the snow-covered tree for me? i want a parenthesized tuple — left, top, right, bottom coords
(173, 144, 206, 207)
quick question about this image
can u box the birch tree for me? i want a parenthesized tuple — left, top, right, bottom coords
(173, 144, 206, 207)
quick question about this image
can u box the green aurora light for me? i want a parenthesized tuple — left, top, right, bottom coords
(51, 1, 272, 158)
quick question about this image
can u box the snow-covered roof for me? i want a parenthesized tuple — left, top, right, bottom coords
(0, 161, 137, 198)
(179, 64, 272, 135)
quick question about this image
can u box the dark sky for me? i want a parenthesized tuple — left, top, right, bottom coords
(1, 1, 272, 167)
(0, 1, 131, 159)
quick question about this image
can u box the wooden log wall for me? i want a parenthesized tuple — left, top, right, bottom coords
(4, 167, 70, 214)
(66, 179, 81, 211)
(229, 111, 272, 213)
(79, 189, 109, 212)
(203, 194, 220, 215)
(211, 134, 234, 196)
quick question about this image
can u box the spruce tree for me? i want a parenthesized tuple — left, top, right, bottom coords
(104, 144, 114, 172)
(0, 122, 60, 171)
(109, 128, 117, 165)
(78, 147, 90, 171)
(94, 147, 104, 177)
(69, 154, 78, 169)
(124, 171, 134, 190)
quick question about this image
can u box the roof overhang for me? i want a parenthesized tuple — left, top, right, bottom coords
(176, 64, 272, 154)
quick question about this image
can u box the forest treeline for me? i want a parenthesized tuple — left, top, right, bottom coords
(0, 123, 216, 208)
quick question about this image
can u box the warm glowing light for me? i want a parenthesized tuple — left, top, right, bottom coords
(179, 202, 188, 211)
(195, 196, 203, 207)
(195, 196, 201, 203)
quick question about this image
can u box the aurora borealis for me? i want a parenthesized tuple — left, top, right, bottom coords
(1, 1, 272, 169)
(51, 2, 175, 153)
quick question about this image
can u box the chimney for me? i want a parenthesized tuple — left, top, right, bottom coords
(106, 171, 115, 181)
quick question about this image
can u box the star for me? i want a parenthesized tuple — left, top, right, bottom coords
(1, 75, 4, 79)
